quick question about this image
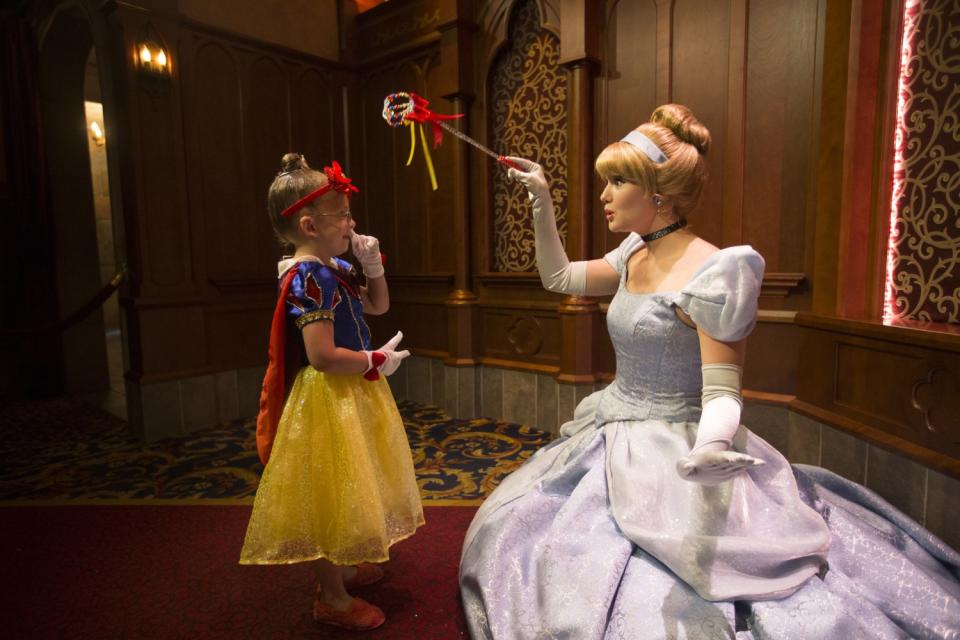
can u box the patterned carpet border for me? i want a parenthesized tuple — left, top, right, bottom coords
(0, 397, 553, 502)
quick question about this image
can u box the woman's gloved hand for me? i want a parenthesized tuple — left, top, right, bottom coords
(502, 156, 585, 295)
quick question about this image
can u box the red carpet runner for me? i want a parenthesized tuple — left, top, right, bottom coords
(3, 504, 476, 639)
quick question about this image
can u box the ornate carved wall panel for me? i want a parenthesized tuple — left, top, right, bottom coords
(350, 0, 450, 62)
(489, 0, 568, 272)
(886, 0, 960, 323)
(481, 308, 561, 367)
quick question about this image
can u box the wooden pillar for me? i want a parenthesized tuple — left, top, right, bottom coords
(439, 9, 481, 365)
(655, 0, 674, 105)
(444, 91, 482, 365)
(557, 0, 601, 383)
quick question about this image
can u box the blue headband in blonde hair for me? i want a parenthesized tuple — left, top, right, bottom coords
(621, 130, 667, 164)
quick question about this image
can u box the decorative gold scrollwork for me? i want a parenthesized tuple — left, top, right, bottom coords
(887, 0, 960, 323)
(489, 0, 568, 272)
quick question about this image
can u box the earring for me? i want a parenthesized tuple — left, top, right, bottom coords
(655, 198, 662, 216)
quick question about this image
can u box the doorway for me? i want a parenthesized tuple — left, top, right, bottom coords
(39, 5, 127, 419)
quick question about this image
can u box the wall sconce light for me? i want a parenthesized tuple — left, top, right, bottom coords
(136, 41, 171, 77)
(135, 24, 172, 103)
(89, 121, 105, 146)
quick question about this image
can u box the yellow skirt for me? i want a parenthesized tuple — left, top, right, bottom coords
(240, 367, 424, 566)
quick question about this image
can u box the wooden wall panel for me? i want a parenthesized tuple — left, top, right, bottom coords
(743, 319, 800, 393)
(359, 65, 404, 271)
(205, 306, 273, 368)
(671, 0, 730, 246)
(137, 306, 206, 376)
(422, 64, 457, 275)
(834, 342, 925, 428)
(369, 301, 449, 354)
(245, 56, 291, 276)
(481, 308, 561, 368)
(358, 53, 456, 276)
(136, 27, 191, 294)
(358, 57, 447, 276)
(365, 274, 453, 353)
(139, 107, 190, 289)
(594, 0, 658, 257)
(291, 69, 339, 176)
(180, 27, 351, 297)
(743, 0, 819, 282)
(186, 41, 247, 284)
(797, 315, 960, 468)
(597, 1, 658, 144)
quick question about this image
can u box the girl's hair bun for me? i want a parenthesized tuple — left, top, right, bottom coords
(280, 152, 310, 174)
(650, 104, 710, 155)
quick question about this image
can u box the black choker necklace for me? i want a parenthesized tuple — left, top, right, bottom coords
(641, 218, 687, 242)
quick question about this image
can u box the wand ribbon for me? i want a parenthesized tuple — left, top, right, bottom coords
(382, 91, 519, 190)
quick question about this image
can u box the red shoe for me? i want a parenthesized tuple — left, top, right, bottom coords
(312, 597, 385, 631)
(343, 563, 385, 589)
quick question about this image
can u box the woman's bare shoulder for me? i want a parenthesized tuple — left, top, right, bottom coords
(681, 236, 719, 271)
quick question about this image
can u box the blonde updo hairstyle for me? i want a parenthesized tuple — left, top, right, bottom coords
(267, 153, 334, 248)
(595, 104, 711, 217)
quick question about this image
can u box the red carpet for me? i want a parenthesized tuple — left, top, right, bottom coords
(2, 504, 476, 639)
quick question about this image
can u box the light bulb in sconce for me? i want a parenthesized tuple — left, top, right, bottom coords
(136, 41, 171, 77)
(90, 121, 105, 145)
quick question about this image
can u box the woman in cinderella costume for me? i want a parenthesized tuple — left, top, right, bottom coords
(459, 104, 960, 639)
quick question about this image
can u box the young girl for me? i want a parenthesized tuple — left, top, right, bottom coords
(240, 153, 424, 631)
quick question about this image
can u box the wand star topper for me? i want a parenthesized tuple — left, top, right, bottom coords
(382, 91, 519, 190)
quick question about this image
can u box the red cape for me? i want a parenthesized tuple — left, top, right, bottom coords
(255, 268, 300, 465)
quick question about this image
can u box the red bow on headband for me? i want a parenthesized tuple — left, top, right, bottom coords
(280, 161, 359, 218)
(323, 161, 359, 195)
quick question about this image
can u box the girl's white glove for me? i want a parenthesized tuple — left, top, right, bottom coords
(362, 331, 410, 380)
(351, 232, 384, 279)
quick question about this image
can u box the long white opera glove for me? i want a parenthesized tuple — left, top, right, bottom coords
(503, 156, 586, 296)
(676, 363, 764, 485)
(362, 331, 410, 381)
(350, 232, 384, 279)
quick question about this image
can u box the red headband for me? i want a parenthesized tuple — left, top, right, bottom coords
(280, 161, 359, 218)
